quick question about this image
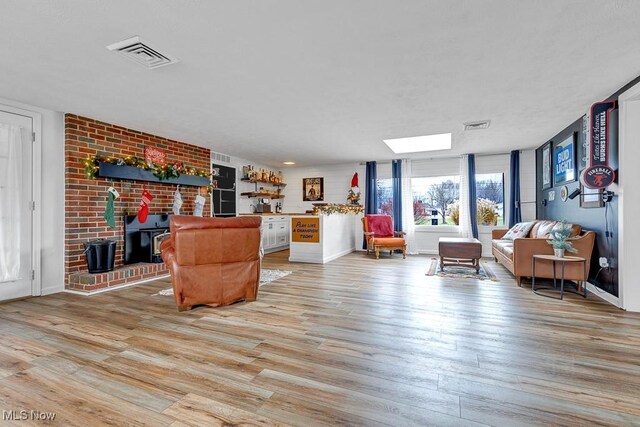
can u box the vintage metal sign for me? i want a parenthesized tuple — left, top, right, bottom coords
(583, 101, 617, 189)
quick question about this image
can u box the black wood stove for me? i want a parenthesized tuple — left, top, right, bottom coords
(124, 214, 170, 264)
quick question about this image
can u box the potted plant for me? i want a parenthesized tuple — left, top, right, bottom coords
(546, 221, 578, 258)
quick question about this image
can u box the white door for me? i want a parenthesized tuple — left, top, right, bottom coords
(0, 110, 33, 301)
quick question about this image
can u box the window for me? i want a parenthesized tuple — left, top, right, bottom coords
(411, 176, 459, 225)
(376, 179, 393, 215)
(475, 173, 504, 226)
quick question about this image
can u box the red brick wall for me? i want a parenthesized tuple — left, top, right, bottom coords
(64, 114, 211, 288)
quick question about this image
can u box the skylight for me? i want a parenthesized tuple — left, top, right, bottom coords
(383, 133, 452, 154)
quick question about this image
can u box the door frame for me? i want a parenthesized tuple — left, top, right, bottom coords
(618, 81, 640, 311)
(0, 103, 42, 297)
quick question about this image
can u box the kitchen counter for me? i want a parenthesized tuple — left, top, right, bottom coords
(289, 213, 364, 264)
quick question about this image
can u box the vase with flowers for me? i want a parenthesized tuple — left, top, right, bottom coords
(546, 220, 578, 258)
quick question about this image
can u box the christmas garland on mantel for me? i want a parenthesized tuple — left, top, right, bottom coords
(82, 155, 210, 181)
(312, 204, 364, 215)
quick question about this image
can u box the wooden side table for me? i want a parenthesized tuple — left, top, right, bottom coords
(532, 255, 587, 300)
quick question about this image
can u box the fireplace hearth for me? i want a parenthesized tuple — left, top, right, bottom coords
(124, 214, 170, 264)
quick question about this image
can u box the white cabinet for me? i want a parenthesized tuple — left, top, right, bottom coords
(276, 219, 289, 246)
(261, 216, 289, 253)
(261, 224, 269, 250)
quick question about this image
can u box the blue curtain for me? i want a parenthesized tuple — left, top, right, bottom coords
(391, 160, 402, 232)
(509, 150, 522, 227)
(364, 161, 378, 249)
(365, 161, 378, 214)
(468, 154, 478, 239)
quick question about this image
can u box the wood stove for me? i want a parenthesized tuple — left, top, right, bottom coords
(124, 214, 170, 264)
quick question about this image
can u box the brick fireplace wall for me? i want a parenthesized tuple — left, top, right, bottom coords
(64, 114, 211, 291)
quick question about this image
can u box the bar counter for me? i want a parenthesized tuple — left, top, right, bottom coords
(288, 213, 363, 264)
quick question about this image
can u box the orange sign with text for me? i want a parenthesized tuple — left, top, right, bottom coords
(291, 217, 320, 243)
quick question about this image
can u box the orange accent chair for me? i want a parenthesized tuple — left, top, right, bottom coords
(160, 215, 262, 311)
(362, 214, 406, 259)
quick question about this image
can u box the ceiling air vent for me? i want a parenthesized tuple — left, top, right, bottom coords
(106, 36, 179, 69)
(463, 120, 491, 131)
(212, 152, 231, 164)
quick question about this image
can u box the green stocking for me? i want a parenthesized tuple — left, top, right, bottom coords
(104, 191, 115, 228)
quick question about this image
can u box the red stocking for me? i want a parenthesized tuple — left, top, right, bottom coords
(137, 189, 154, 223)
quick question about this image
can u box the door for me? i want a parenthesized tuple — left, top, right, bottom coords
(0, 110, 33, 301)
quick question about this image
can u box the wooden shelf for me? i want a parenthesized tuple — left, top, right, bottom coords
(97, 162, 209, 187)
(241, 178, 287, 187)
(240, 192, 285, 199)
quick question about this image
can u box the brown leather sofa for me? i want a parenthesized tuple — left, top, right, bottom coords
(160, 215, 262, 311)
(492, 220, 595, 287)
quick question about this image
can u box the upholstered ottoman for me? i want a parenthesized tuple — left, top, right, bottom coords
(438, 237, 482, 273)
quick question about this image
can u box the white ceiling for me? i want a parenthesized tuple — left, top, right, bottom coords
(1, 1, 640, 167)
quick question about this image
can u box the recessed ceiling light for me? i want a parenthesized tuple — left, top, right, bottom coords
(283, 161, 296, 165)
(383, 133, 452, 154)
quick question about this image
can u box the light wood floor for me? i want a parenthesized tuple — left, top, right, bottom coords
(1, 251, 640, 426)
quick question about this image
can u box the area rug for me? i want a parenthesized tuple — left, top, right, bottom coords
(426, 258, 498, 281)
(153, 269, 292, 296)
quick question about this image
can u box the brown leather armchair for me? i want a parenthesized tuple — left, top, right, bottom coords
(160, 215, 262, 311)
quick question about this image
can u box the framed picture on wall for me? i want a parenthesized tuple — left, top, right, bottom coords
(542, 142, 552, 189)
(303, 177, 324, 201)
(554, 132, 577, 186)
(580, 182, 604, 208)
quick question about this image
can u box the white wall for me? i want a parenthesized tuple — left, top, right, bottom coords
(0, 97, 64, 295)
(280, 163, 366, 213)
(519, 149, 537, 222)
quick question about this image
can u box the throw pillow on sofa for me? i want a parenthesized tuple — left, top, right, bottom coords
(502, 221, 535, 240)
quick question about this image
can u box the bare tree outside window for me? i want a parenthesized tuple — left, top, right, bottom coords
(411, 176, 460, 225)
(425, 180, 459, 223)
(476, 177, 503, 204)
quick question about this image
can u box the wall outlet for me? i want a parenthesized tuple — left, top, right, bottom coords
(599, 257, 609, 268)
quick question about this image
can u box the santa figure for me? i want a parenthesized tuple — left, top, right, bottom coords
(348, 172, 360, 204)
